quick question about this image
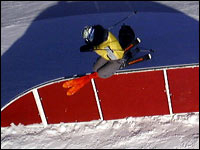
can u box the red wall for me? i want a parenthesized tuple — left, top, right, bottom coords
(1, 66, 199, 127)
(167, 67, 199, 113)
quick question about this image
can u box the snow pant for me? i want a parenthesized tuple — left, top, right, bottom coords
(93, 57, 124, 79)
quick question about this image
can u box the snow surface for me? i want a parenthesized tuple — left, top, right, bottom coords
(1, 113, 199, 149)
(1, 1, 199, 149)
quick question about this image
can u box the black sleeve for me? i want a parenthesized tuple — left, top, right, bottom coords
(80, 44, 94, 52)
(92, 25, 108, 46)
(118, 25, 135, 49)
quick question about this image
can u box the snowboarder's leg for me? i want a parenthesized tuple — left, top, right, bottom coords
(93, 57, 108, 72)
(97, 59, 123, 78)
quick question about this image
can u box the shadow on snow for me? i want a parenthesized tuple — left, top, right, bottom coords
(1, 1, 199, 107)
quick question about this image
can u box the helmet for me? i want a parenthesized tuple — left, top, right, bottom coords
(81, 26, 95, 42)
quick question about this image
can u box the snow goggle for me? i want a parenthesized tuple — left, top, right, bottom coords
(82, 26, 94, 42)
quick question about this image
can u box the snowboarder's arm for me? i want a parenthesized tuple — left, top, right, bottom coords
(80, 44, 94, 52)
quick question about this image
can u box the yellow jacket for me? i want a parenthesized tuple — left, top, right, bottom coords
(94, 32, 124, 61)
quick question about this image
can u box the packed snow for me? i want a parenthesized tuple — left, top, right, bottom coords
(1, 1, 199, 149)
(1, 113, 199, 149)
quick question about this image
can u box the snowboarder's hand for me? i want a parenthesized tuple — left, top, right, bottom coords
(80, 45, 93, 52)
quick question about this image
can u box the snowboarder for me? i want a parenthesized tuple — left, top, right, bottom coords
(80, 24, 151, 79)
(62, 24, 152, 95)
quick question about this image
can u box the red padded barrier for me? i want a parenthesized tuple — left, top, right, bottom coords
(167, 67, 199, 113)
(1, 92, 41, 127)
(94, 70, 170, 120)
(38, 81, 100, 124)
(1, 66, 199, 127)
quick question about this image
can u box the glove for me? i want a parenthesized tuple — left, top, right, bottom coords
(80, 44, 93, 52)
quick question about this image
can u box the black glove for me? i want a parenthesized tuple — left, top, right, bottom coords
(80, 44, 94, 52)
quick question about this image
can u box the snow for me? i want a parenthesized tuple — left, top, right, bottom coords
(1, 113, 199, 149)
(1, 1, 199, 149)
(156, 1, 199, 20)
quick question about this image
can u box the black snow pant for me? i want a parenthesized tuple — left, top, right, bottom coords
(93, 57, 124, 79)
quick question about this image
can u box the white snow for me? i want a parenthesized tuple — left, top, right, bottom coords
(156, 1, 199, 21)
(1, 113, 199, 149)
(1, 1, 199, 149)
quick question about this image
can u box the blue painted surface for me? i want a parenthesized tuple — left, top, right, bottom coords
(1, 2, 199, 107)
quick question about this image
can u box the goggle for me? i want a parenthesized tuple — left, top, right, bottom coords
(82, 26, 94, 42)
